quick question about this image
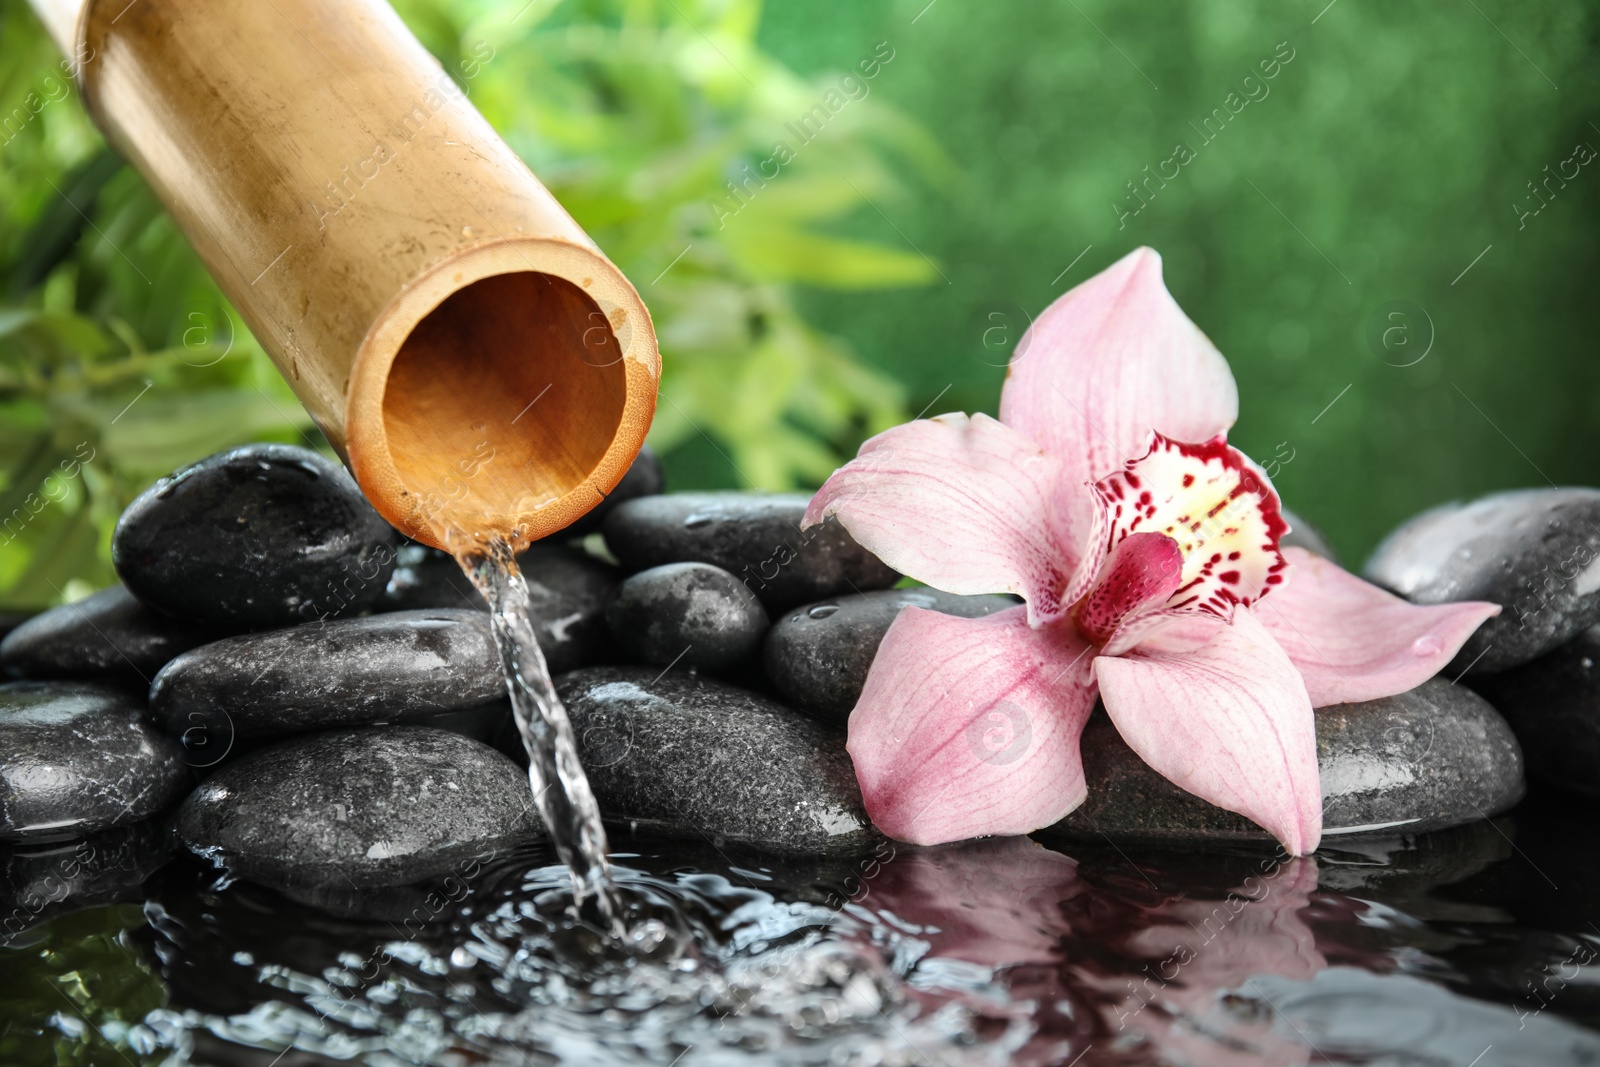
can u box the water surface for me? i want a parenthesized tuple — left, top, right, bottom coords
(6, 791, 1599, 1065)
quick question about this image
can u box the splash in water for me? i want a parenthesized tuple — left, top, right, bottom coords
(453, 535, 623, 934)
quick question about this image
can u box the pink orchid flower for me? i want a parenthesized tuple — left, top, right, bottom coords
(803, 248, 1499, 855)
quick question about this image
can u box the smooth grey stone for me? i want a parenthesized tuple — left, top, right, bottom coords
(417, 700, 512, 746)
(0, 820, 175, 946)
(1473, 626, 1600, 801)
(557, 666, 875, 853)
(1281, 507, 1338, 563)
(1, 584, 213, 683)
(1045, 678, 1524, 844)
(605, 562, 768, 672)
(175, 727, 543, 890)
(601, 492, 898, 611)
(764, 588, 1017, 725)
(381, 543, 483, 612)
(565, 444, 665, 538)
(380, 543, 620, 673)
(149, 609, 502, 741)
(0, 681, 191, 843)
(112, 443, 399, 630)
(1364, 488, 1600, 674)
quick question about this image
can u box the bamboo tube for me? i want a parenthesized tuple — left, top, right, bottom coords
(30, 0, 659, 550)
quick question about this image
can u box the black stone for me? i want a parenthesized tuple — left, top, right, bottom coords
(1, 820, 175, 946)
(1046, 679, 1524, 843)
(764, 588, 1018, 724)
(1364, 488, 1600, 674)
(1281, 507, 1338, 563)
(175, 727, 542, 890)
(602, 492, 898, 611)
(1473, 626, 1600, 801)
(605, 562, 768, 672)
(417, 700, 512, 746)
(564, 444, 666, 538)
(380, 543, 620, 673)
(112, 443, 399, 629)
(150, 609, 503, 741)
(0, 681, 191, 843)
(1, 584, 213, 683)
(380, 543, 483, 612)
(557, 667, 875, 853)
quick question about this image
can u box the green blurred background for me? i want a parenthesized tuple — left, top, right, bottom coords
(2, 0, 1596, 611)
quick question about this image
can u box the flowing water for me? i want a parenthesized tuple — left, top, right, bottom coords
(452, 536, 623, 934)
(9, 802, 1600, 1065)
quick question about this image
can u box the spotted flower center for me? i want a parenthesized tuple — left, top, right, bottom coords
(1072, 433, 1287, 646)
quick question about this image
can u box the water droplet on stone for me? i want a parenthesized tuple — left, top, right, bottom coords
(1583, 657, 1594, 670)
(808, 604, 838, 619)
(683, 515, 713, 530)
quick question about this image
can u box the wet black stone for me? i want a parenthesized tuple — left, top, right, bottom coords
(417, 701, 512, 746)
(605, 563, 768, 673)
(1364, 488, 1600, 675)
(0, 820, 175, 945)
(150, 609, 503, 741)
(564, 444, 666, 538)
(1045, 679, 1524, 844)
(0, 681, 191, 843)
(764, 588, 1018, 725)
(1473, 626, 1600, 801)
(1281, 507, 1338, 563)
(557, 667, 875, 853)
(175, 727, 543, 890)
(112, 443, 399, 630)
(602, 492, 898, 611)
(1, 584, 213, 683)
(380, 544, 483, 612)
(0, 613, 31, 643)
(380, 543, 620, 673)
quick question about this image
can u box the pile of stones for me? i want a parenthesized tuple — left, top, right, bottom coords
(3, 442, 1589, 910)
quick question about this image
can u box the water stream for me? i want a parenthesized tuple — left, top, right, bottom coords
(452, 535, 623, 935)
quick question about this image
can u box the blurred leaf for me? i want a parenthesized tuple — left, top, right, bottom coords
(722, 224, 937, 287)
(0, 0, 937, 608)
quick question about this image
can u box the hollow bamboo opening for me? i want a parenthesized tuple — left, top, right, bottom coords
(381, 271, 628, 547)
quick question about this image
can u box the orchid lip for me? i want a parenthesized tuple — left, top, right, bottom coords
(1071, 530, 1183, 646)
(1081, 432, 1288, 639)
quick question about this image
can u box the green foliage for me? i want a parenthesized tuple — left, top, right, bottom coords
(0, 0, 938, 609)
(0, 905, 168, 1066)
(759, 0, 1600, 561)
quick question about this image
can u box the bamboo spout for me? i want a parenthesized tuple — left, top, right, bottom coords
(31, 0, 659, 550)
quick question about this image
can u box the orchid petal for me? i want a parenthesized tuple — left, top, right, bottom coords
(805, 413, 1078, 625)
(848, 605, 1098, 845)
(1001, 248, 1238, 545)
(1254, 547, 1501, 706)
(1095, 610, 1322, 855)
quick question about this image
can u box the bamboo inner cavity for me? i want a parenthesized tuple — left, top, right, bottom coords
(381, 271, 629, 544)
